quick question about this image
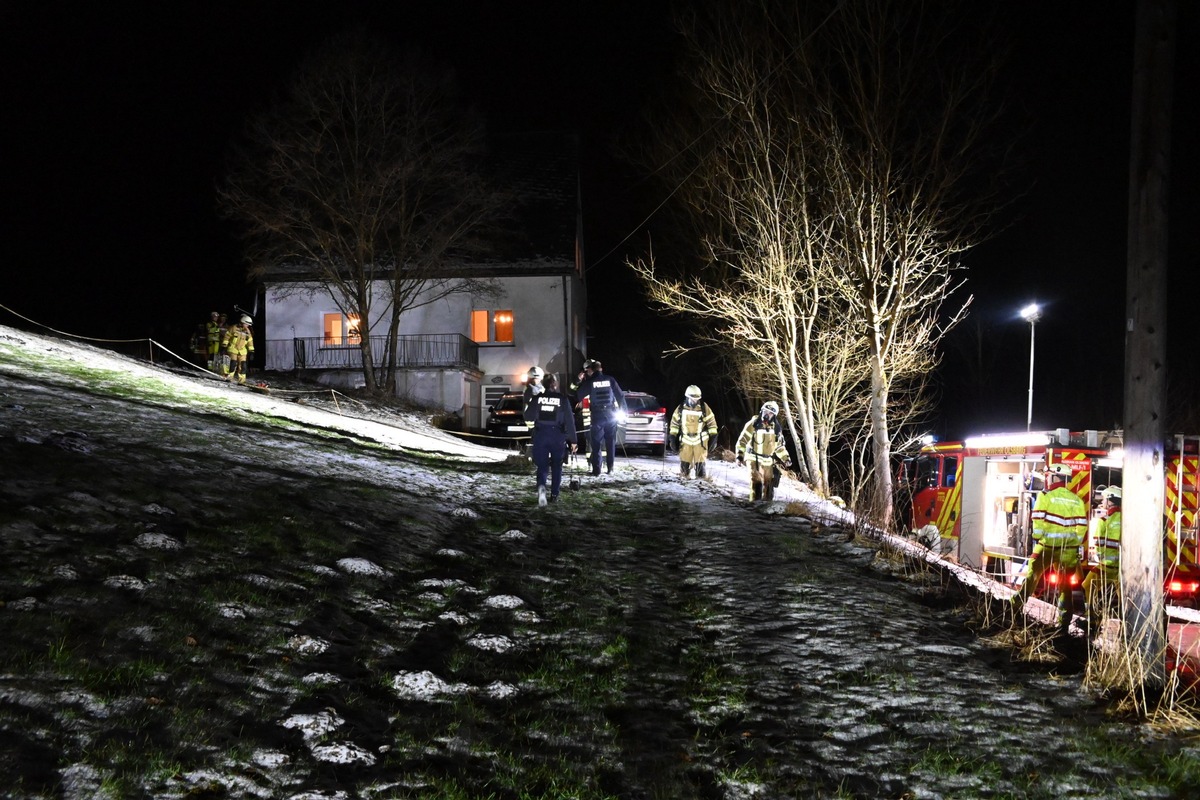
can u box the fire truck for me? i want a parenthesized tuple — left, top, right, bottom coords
(896, 429, 1200, 607)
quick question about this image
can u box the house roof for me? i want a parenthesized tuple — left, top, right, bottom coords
(486, 131, 578, 264)
(262, 131, 580, 283)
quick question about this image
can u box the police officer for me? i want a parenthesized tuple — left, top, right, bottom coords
(669, 385, 718, 479)
(574, 359, 625, 476)
(735, 401, 791, 501)
(1084, 485, 1122, 622)
(221, 314, 255, 385)
(523, 372, 578, 506)
(1013, 462, 1089, 624)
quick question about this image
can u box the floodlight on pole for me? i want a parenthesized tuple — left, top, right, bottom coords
(1020, 303, 1042, 431)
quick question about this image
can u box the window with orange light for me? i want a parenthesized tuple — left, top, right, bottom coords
(470, 310, 488, 342)
(470, 309, 514, 343)
(493, 310, 513, 343)
(323, 312, 361, 346)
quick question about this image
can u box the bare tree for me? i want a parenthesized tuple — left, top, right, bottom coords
(630, 0, 1001, 517)
(219, 29, 506, 394)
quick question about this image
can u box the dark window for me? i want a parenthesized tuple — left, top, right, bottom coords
(625, 395, 660, 412)
(943, 456, 958, 488)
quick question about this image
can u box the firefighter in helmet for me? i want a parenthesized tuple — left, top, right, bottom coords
(204, 311, 223, 370)
(669, 385, 718, 479)
(1083, 485, 1122, 622)
(1013, 462, 1089, 623)
(523, 365, 545, 405)
(735, 401, 791, 501)
(221, 314, 255, 385)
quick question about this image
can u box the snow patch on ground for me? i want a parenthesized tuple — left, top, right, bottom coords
(336, 557, 387, 576)
(280, 709, 344, 740)
(103, 574, 147, 590)
(483, 594, 525, 609)
(391, 670, 472, 699)
(288, 635, 331, 656)
(468, 634, 515, 652)
(311, 741, 376, 765)
(135, 531, 181, 550)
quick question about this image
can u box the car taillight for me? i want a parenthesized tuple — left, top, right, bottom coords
(1168, 580, 1200, 594)
(1045, 571, 1080, 588)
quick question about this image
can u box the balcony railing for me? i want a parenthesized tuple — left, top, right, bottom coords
(265, 334, 479, 372)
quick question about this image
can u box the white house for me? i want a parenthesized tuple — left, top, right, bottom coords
(258, 133, 588, 430)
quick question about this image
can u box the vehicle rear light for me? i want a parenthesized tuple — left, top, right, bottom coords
(1167, 580, 1200, 594)
(658, 407, 667, 415)
(1047, 573, 1060, 586)
(1069, 572, 1080, 588)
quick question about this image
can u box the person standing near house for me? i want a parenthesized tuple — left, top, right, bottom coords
(574, 359, 625, 476)
(203, 311, 223, 370)
(735, 401, 791, 501)
(215, 312, 230, 374)
(221, 314, 255, 385)
(523, 372, 578, 506)
(669, 384, 718, 479)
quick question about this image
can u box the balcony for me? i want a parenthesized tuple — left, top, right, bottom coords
(265, 334, 479, 372)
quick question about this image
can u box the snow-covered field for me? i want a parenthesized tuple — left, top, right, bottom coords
(3, 323, 1198, 799)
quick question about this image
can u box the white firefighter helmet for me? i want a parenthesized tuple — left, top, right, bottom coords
(240, 314, 252, 325)
(527, 366, 545, 380)
(685, 385, 702, 400)
(1047, 463, 1072, 479)
(760, 401, 779, 417)
(1102, 485, 1122, 501)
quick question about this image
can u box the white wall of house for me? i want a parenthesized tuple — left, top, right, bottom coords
(262, 270, 586, 429)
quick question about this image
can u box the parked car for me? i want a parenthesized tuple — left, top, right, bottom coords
(485, 393, 530, 445)
(618, 392, 668, 456)
(575, 391, 667, 457)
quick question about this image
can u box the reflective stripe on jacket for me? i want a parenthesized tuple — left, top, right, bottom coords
(523, 391, 577, 441)
(576, 374, 625, 419)
(1093, 511, 1122, 568)
(1031, 487, 1088, 548)
(669, 402, 717, 446)
(222, 327, 254, 359)
(735, 416, 787, 465)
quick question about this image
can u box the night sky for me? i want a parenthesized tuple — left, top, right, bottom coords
(1, 1, 1196, 440)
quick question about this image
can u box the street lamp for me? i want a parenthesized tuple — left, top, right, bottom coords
(1020, 303, 1042, 431)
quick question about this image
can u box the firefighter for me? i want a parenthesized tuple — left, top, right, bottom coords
(574, 359, 625, 476)
(735, 401, 791, 501)
(204, 311, 222, 370)
(1013, 462, 1089, 623)
(221, 314, 255, 385)
(669, 385, 718, 479)
(1083, 485, 1122, 622)
(522, 372, 578, 506)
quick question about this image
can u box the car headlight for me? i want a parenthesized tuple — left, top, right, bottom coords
(615, 410, 627, 423)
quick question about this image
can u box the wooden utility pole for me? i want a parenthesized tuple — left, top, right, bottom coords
(1121, 0, 1176, 692)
